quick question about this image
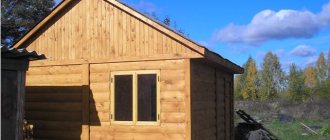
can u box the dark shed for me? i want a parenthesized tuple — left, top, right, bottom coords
(1, 47, 45, 140)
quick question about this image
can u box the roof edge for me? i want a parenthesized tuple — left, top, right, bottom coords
(204, 49, 244, 74)
(1, 47, 46, 61)
(12, 0, 74, 49)
(106, 0, 205, 55)
(11, 0, 243, 74)
(12, 0, 206, 56)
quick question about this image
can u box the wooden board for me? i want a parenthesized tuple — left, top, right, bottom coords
(190, 60, 234, 140)
(190, 60, 216, 140)
(1, 70, 25, 140)
(89, 59, 188, 139)
(23, 0, 202, 61)
(25, 64, 89, 140)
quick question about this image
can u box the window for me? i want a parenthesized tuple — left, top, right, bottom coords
(114, 75, 133, 121)
(110, 70, 160, 125)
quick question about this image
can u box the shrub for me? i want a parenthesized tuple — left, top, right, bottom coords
(320, 125, 330, 136)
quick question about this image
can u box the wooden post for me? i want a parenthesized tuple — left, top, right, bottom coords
(230, 77, 234, 140)
(1, 59, 29, 140)
(184, 59, 191, 140)
(17, 71, 26, 140)
(81, 63, 90, 140)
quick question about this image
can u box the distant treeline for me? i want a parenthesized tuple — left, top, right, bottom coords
(234, 50, 330, 102)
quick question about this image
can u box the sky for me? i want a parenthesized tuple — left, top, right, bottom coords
(55, 0, 330, 71)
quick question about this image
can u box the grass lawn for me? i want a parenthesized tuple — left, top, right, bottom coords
(265, 119, 330, 140)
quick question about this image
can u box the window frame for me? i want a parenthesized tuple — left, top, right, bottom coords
(110, 70, 160, 126)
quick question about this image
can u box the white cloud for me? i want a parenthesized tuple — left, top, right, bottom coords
(282, 61, 294, 70)
(215, 2, 330, 45)
(274, 49, 286, 58)
(135, 0, 158, 14)
(290, 45, 316, 57)
(305, 56, 319, 65)
(199, 41, 209, 47)
(319, 3, 330, 26)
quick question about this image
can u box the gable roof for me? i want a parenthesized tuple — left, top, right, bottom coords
(12, 0, 243, 74)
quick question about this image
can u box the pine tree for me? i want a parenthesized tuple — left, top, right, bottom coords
(1, 0, 55, 47)
(241, 57, 258, 100)
(259, 52, 284, 100)
(288, 64, 308, 102)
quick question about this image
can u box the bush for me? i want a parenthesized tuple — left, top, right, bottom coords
(320, 125, 330, 136)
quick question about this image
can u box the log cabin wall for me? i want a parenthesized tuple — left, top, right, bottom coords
(23, 0, 202, 61)
(215, 69, 234, 140)
(19, 0, 241, 139)
(25, 59, 191, 140)
(88, 59, 189, 140)
(190, 60, 234, 140)
(25, 64, 90, 139)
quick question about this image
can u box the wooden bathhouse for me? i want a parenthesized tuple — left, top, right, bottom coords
(13, 0, 243, 139)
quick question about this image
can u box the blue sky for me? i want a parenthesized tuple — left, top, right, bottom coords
(55, 0, 330, 71)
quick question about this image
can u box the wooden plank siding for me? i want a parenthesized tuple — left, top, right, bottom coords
(88, 59, 188, 140)
(190, 60, 217, 140)
(24, 0, 202, 61)
(19, 0, 241, 139)
(25, 59, 190, 140)
(190, 60, 234, 140)
(25, 64, 89, 140)
(1, 70, 25, 140)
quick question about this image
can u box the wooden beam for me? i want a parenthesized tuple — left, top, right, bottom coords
(204, 50, 244, 74)
(81, 63, 90, 140)
(29, 54, 202, 67)
(184, 59, 191, 140)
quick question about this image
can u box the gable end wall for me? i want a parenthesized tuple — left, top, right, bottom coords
(23, 0, 202, 61)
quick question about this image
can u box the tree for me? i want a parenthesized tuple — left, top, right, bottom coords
(304, 65, 317, 98)
(316, 52, 327, 82)
(304, 66, 317, 88)
(327, 50, 330, 78)
(162, 16, 171, 26)
(1, 0, 55, 47)
(234, 75, 243, 99)
(288, 64, 308, 102)
(259, 52, 284, 100)
(241, 57, 259, 100)
(314, 51, 330, 99)
(315, 76, 330, 99)
(234, 64, 247, 100)
(161, 16, 188, 37)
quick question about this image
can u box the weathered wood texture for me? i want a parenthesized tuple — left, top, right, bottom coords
(1, 70, 25, 140)
(19, 0, 239, 139)
(216, 70, 234, 140)
(89, 59, 188, 140)
(190, 60, 216, 140)
(190, 60, 233, 140)
(23, 0, 201, 61)
(25, 64, 89, 140)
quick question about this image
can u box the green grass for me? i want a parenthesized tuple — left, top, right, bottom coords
(265, 120, 330, 140)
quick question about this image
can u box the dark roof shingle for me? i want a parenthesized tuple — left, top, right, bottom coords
(1, 47, 46, 61)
